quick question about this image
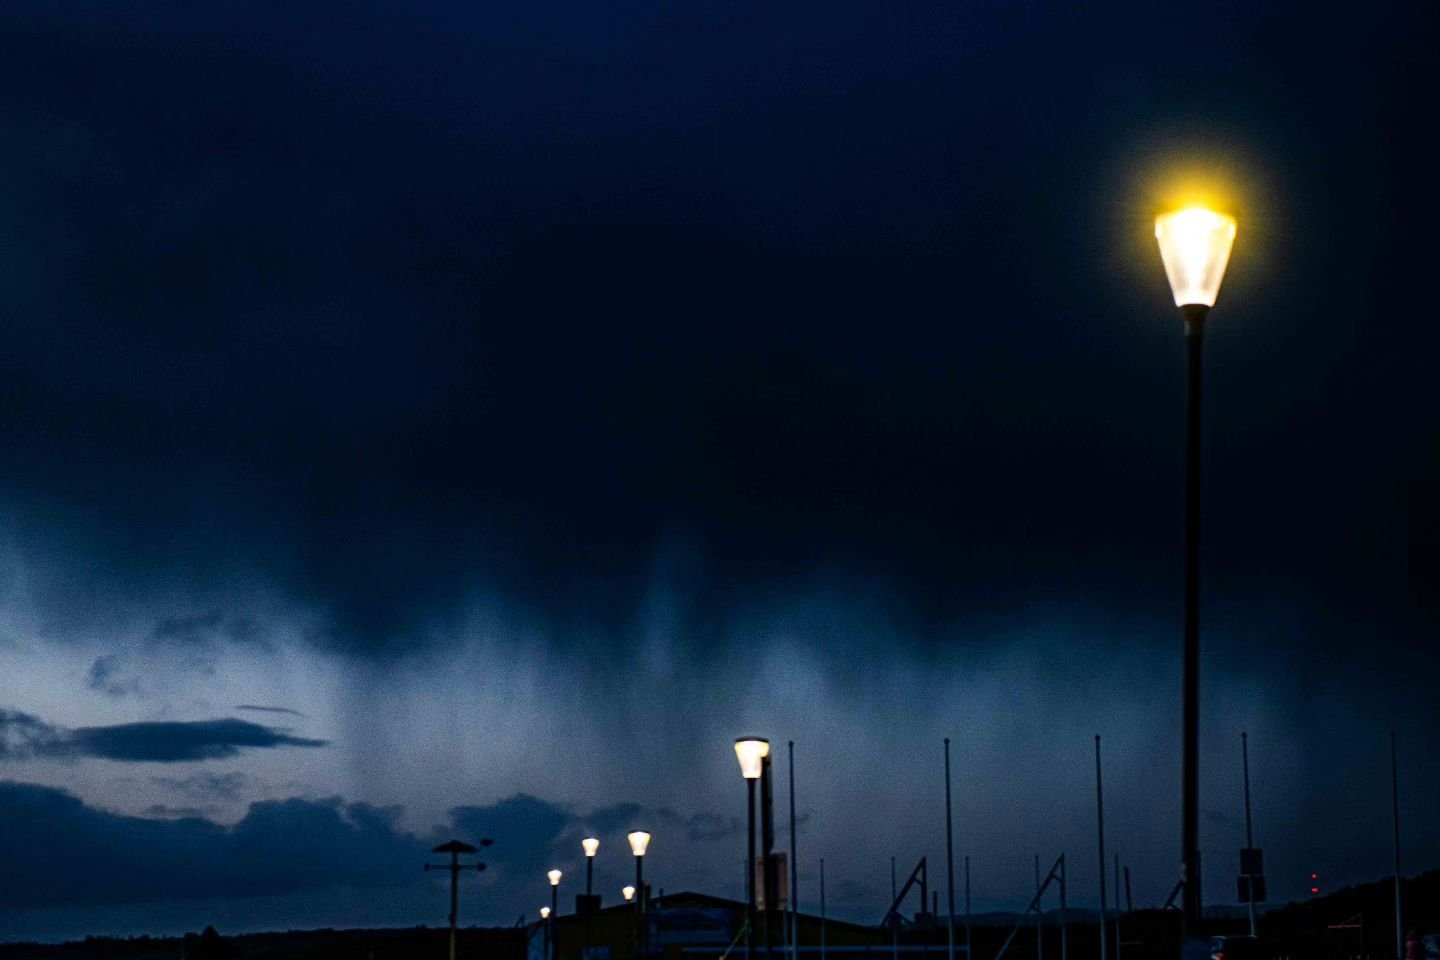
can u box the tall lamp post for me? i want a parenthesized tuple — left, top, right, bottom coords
(583, 837, 600, 896)
(736, 738, 771, 960)
(548, 870, 563, 960)
(629, 830, 652, 955)
(1155, 205, 1238, 932)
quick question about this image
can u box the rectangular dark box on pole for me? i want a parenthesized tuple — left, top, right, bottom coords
(1240, 848, 1264, 875)
(1236, 875, 1267, 903)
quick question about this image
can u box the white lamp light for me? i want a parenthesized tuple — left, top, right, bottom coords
(540, 906, 551, 919)
(1155, 207, 1237, 308)
(734, 738, 770, 780)
(627, 831, 651, 857)
(548, 869, 562, 886)
(582, 837, 600, 858)
(622, 885, 636, 902)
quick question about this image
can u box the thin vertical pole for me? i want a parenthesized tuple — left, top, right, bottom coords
(1241, 732, 1257, 939)
(762, 756, 776, 960)
(587, 856, 595, 896)
(820, 858, 828, 960)
(946, 739, 957, 960)
(891, 857, 899, 960)
(1036, 855, 1044, 960)
(1392, 732, 1403, 960)
(448, 849, 459, 960)
(965, 855, 973, 960)
(1095, 736, 1108, 960)
(1180, 304, 1209, 932)
(552, 884, 560, 960)
(748, 780, 757, 960)
(1113, 854, 1122, 960)
(790, 741, 799, 960)
(1059, 854, 1068, 960)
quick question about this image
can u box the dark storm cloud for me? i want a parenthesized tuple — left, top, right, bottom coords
(0, 710, 326, 763)
(1, 0, 1432, 662)
(0, 782, 735, 912)
(0, 782, 423, 909)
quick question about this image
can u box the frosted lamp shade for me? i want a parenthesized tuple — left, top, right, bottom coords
(627, 831, 652, 857)
(548, 869, 562, 886)
(622, 885, 636, 902)
(1155, 207, 1237, 307)
(582, 837, 600, 857)
(734, 737, 770, 780)
(540, 906, 551, 919)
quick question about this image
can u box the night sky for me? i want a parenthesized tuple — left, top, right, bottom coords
(2, 0, 1438, 943)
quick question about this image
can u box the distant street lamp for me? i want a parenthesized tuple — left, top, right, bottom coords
(1155, 204, 1237, 932)
(583, 837, 600, 896)
(623, 885, 637, 902)
(629, 831, 652, 954)
(735, 738, 771, 960)
(548, 869, 563, 960)
(541, 906, 552, 919)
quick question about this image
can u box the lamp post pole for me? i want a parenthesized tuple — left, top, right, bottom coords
(1241, 733, 1257, 938)
(945, 738, 957, 960)
(628, 831, 652, 957)
(737, 738, 771, 960)
(1392, 732, 1403, 960)
(1155, 206, 1237, 935)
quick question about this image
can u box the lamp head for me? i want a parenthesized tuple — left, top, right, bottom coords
(548, 869, 562, 886)
(1155, 206, 1236, 308)
(622, 885, 636, 902)
(582, 837, 600, 858)
(540, 906, 551, 919)
(627, 831, 652, 857)
(734, 737, 770, 780)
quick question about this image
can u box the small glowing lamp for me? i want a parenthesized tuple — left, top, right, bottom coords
(582, 837, 600, 858)
(734, 738, 770, 780)
(623, 885, 636, 902)
(548, 869, 563, 886)
(1155, 207, 1237, 307)
(627, 831, 651, 857)
(540, 906, 551, 919)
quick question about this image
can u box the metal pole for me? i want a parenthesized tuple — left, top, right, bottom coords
(821, 858, 828, 960)
(449, 849, 459, 960)
(1113, 854, 1121, 960)
(1095, 736, 1108, 960)
(891, 856, 899, 960)
(946, 739, 957, 960)
(790, 741, 799, 960)
(588, 856, 594, 897)
(748, 779, 757, 960)
(1180, 303, 1209, 932)
(1242, 732, 1256, 939)
(762, 755, 776, 960)
(552, 884, 560, 960)
(1392, 732, 1403, 960)
(636, 854, 646, 957)
(1036, 855, 1044, 960)
(965, 855, 972, 960)
(1059, 854, 1068, 960)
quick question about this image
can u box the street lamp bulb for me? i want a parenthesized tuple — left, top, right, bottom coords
(1155, 206, 1237, 308)
(623, 885, 636, 902)
(582, 837, 600, 857)
(540, 906, 551, 919)
(734, 737, 770, 780)
(627, 831, 651, 857)
(548, 869, 562, 886)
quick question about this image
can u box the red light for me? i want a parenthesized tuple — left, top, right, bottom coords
(1311, 874, 1318, 880)
(1311, 887, 1319, 895)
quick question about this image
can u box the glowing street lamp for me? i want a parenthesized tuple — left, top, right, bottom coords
(1154, 203, 1237, 931)
(735, 738, 770, 960)
(540, 906, 551, 919)
(623, 885, 636, 902)
(583, 837, 600, 896)
(547, 868, 562, 958)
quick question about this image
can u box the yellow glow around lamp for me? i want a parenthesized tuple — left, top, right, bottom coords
(548, 869, 562, 886)
(582, 837, 600, 858)
(1155, 207, 1237, 308)
(622, 885, 636, 902)
(540, 906, 551, 919)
